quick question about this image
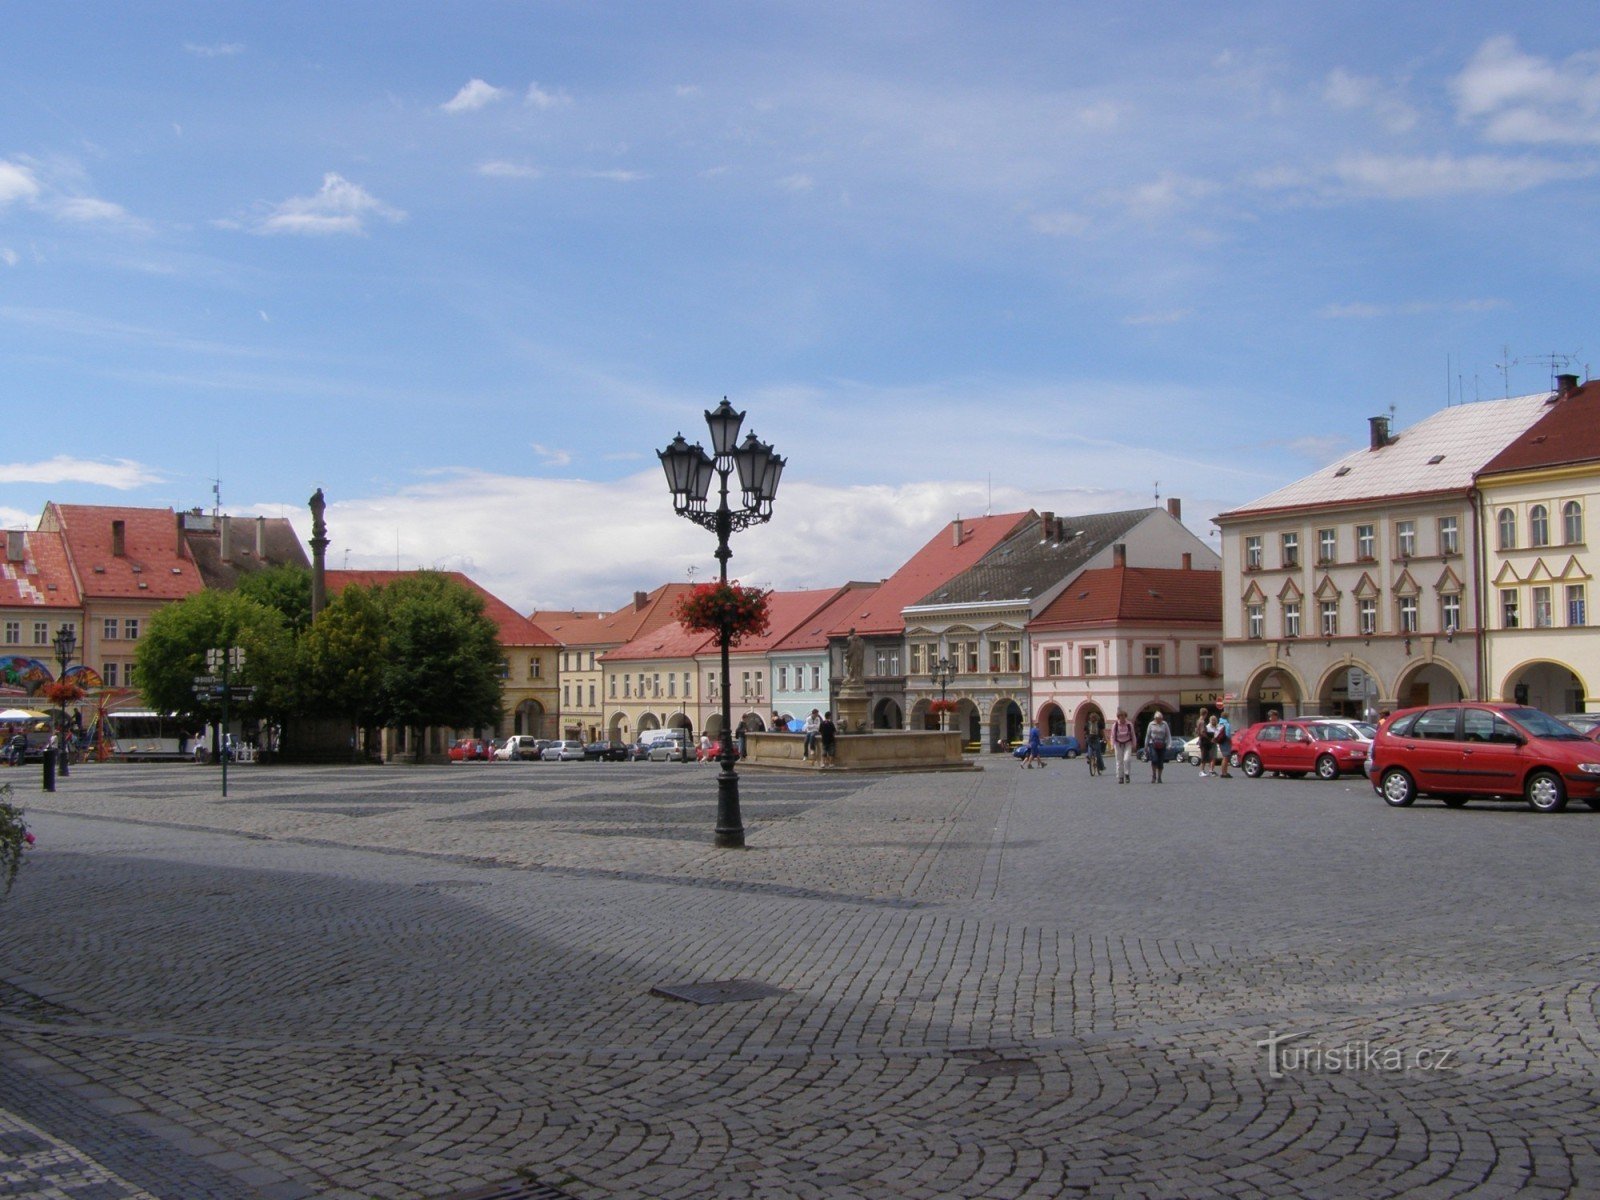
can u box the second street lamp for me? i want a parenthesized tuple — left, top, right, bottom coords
(930, 656, 953, 731)
(659, 398, 785, 849)
(52, 624, 76, 778)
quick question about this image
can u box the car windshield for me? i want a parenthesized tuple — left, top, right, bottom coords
(1507, 708, 1586, 740)
(1352, 722, 1377, 738)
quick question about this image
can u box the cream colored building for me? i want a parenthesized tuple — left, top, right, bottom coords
(1474, 375, 1598, 714)
(1216, 394, 1553, 722)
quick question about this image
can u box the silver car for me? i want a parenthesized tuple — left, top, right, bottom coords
(540, 739, 586, 762)
(648, 737, 690, 762)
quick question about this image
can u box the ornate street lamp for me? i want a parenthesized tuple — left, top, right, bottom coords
(659, 399, 785, 848)
(52, 624, 76, 777)
(930, 656, 953, 731)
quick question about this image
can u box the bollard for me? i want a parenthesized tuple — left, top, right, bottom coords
(42, 748, 54, 792)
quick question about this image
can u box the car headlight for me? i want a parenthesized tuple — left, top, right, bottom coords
(1578, 763, 1600, 775)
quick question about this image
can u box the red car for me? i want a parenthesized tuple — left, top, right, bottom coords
(1370, 702, 1600, 812)
(1233, 719, 1370, 781)
(448, 738, 493, 762)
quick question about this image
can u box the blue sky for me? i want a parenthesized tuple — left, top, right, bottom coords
(3, 3, 1597, 612)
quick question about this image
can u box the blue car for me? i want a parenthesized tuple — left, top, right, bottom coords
(1136, 735, 1188, 763)
(1013, 734, 1081, 760)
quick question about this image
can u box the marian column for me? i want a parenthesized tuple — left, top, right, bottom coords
(309, 488, 328, 620)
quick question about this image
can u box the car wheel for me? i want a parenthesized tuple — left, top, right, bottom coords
(1380, 768, 1417, 807)
(1315, 754, 1339, 781)
(1241, 753, 1263, 779)
(1526, 769, 1568, 813)
(1441, 796, 1470, 808)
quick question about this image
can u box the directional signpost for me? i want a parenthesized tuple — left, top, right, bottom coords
(201, 648, 246, 797)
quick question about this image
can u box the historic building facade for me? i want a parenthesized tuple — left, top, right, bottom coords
(1215, 394, 1554, 722)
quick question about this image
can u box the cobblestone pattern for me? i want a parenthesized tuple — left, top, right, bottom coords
(3, 761, 1600, 1198)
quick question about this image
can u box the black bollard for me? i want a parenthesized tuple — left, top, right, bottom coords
(42, 747, 54, 792)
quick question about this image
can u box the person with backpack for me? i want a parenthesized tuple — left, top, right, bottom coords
(1144, 710, 1172, 783)
(1214, 711, 1234, 777)
(1109, 708, 1137, 784)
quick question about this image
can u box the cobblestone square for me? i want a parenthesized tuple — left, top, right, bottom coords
(4, 759, 1600, 1198)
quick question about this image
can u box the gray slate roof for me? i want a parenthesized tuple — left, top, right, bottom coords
(910, 508, 1151, 609)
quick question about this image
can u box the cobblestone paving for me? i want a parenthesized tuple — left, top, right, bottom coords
(4, 758, 1600, 1198)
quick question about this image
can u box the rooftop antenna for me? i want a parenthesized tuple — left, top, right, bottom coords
(986, 474, 992, 516)
(1517, 350, 1579, 391)
(1154, 480, 1161, 501)
(687, 564, 698, 583)
(1495, 344, 1514, 398)
(211, 477, 222, 518)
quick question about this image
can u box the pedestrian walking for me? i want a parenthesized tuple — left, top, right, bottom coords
(1021, 721, 1042, 768)
(1214, 711, 1234, 778)
(1110, 709, 1137, 783)
(1144, 710, 1171, 782)
(1196, 707, 1215, 777)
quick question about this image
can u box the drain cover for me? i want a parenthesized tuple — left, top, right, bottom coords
(650, 978, 787, 1005)
(440, 1179, 579, 1200)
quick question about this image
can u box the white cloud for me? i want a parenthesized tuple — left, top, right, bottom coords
(0, 160, 41, 206)
(1029, 210, 1090, 237)
(1319, 298, 1505, 319)
(529, 443, 572, 467)
(1323, 67, 1418, 133)
(253, 173, 405, 236)
(476, 160, 542, 179)
(572, 168, 646, 183)
(526, 82, 573, 110)
(1115, 173, 1219, 219)
(1452, 35, 1600, 145)
(184, 42, 244, 57)
(0, 248, 17, 268)
(442, 79, 510, 114)
(53, 196, 140, 226)
(1123, 309, 1194, 327)
(777, 173, 814, 193)
(0, 456, 163, 489)
(1260, 152, 1596, 200)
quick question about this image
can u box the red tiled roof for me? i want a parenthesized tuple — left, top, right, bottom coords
(325, 569, 557, 646)
(46, 504, 204, 601)
(771, 582, 880, 653)
(1477, 380, 1600, 476)
(532, 583, 696, 647)
(826, 512, 1034, 637)
(0, 530, 81, 609)
(1029, 566, 1221, 630)
(605, 586, 850, 663)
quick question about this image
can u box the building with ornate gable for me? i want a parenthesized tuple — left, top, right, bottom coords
(1474, 375, 1599, 713)
(1215, 392, 1554, 722)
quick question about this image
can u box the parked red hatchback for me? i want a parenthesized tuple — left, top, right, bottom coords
(1370, 703, 1600, 812)
(1233, 719, 1370, 780)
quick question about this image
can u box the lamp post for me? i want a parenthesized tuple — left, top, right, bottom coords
(930, 656, 953, 731)
(52, 624, 76, 778)
(658, 398, 785, 848)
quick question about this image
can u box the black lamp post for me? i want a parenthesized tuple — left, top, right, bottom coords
(930, 656, 953, 731)
(52, 623, 76, 778)
(659, 398, 785, 848)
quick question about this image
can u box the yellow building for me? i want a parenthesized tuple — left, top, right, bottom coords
(1475, 375, 1599, 714)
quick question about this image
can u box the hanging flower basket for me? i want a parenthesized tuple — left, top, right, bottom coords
(675, 581, 772, 646)
(927, 699, 960, 716)
(0, 784, 36, 897)
(40, 680, 84, 707)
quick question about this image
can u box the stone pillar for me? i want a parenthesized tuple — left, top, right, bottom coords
(309, 488, 328, 620)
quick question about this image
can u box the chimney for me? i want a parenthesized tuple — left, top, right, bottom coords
(1166, 497, 1182, 520)
(6, 531, 24, 563)
(220, 514, 233, 562)
(1056, 517, 1067, 542)
(634, 590, 649, 611)
(1113, 542, 1127, 568)
(1368, 415, 1390, 451)
(1040, 511, 1055, 542)
(111, 519, 126, 557)
(952, 518, 965, 546)
(256, 516, 266, 558)
(1556, 373, 1580, 399)
(1182, 552, 1193, 570)
(175, 513, 189, 559)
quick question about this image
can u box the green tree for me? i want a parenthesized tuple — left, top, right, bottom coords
(375, 573, 502, 762)
(134, 590, 294, 730)
(236, 565, 313, 634)
(298, 583, 387, 728)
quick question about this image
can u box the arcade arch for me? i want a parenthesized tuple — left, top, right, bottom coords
(1499, 660, 1586, 713)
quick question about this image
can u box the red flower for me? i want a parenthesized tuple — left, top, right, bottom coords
(674, 581, 772, 646)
